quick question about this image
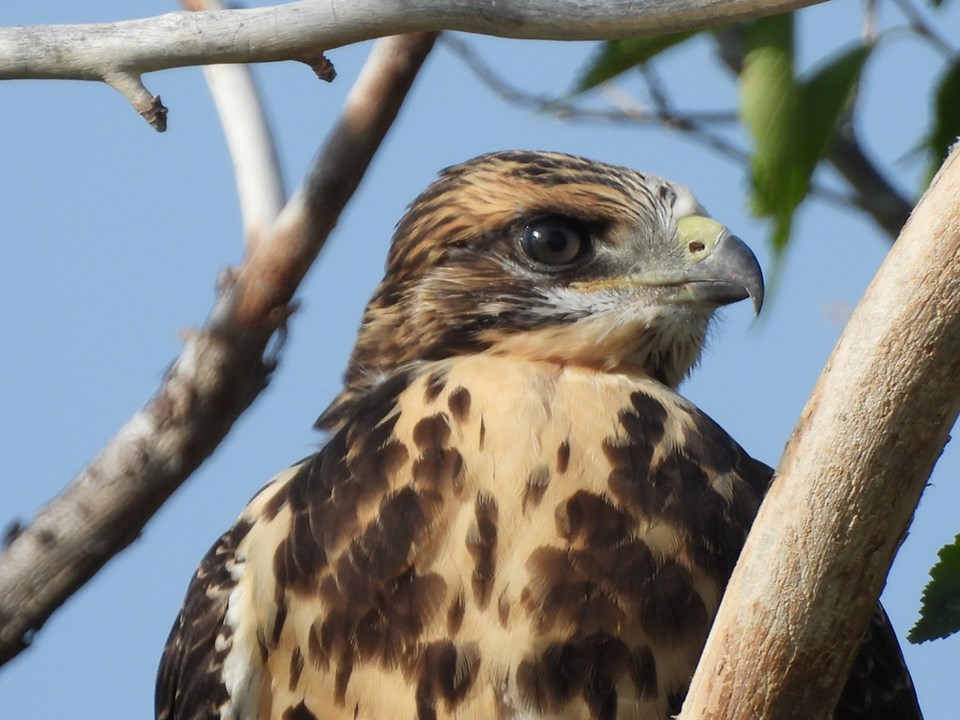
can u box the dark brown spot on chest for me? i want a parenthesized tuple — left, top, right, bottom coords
(554, 490, 634, 547)
(354, 570, 448, 668)
(282, 701, 318, 720)
(412, 412, 465, 494)
(413, 413, 452, 449)
(466, 492, 499, 608)
(522, 546, 623, 637)
(447, 587, 466, 635)
(556, 440, 571, 474)
(637, 561, 708, 644)
(288, 645, 304, 691)
(522, 465, 551, 513)
(516, 635, 629, 720)
(423, 370, 448, 402)
(447, 386, 471, 421)
(410, 641, 481, 720)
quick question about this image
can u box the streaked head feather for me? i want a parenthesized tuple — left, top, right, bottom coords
(319, 151, 749, 430)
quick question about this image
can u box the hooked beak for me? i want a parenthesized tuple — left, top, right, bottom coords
(674, 216, 764, 315)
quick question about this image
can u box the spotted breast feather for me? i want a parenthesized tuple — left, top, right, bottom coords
(156, 151, 922, 720)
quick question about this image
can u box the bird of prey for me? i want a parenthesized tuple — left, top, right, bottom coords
(156, 151, 922, 720)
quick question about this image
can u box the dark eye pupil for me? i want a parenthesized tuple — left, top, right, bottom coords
(545, 231, 569, 253)
(521, 218, 585, 266)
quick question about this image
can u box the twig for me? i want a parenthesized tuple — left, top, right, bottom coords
(442, 34, 742, 143)
(103, 71, 168, 131)
(679, 146, 960, 719)
(891, 0, 957, 58)
(0, 32, 438, 669)
(828, 116, 915, 240)
(862, 0, 879, 45)
(444, 34, 858, 211)
(637, 63, 747, 162)
(638, 63, 671, 112)
(0, 0, 822, 128)
(182, 0, 286, 250)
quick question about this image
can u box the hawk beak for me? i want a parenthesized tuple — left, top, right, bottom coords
(675, 216, 765, 315)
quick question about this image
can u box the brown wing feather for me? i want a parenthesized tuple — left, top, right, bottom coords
(723, 459, 922, 720)
(836, 604, 923, 720)
(156, 519, 254, 720)
(156, 369, 414, 720)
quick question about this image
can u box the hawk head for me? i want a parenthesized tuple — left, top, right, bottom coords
(319, 150, 763, 430)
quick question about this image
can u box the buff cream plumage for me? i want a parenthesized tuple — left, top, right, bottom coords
(156, 151, 922, 720)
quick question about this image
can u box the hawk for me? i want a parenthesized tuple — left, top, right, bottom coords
(157, 151, 922, 720)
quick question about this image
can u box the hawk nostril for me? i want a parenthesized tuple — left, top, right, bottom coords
(688, 241, 706, 253)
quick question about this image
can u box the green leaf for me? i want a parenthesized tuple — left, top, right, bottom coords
(925, 59, 960, 183)
(571, 32, 700, 95)
(910, 534, 960, 643)
(741, 14, 871, 251)
(741, 14, 798, 249)
(797, 44, 872, 174)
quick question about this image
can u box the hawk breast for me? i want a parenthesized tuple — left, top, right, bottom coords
(199, 355, 770, 720)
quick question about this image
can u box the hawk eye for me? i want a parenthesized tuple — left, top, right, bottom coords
(520, 217, 587, 266)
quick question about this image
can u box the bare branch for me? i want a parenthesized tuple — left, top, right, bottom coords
(443, 34, 866, 211)
(227, 32, 438, 327)
(636, 63, 748, 162)
(441, 34, 745, 161)
(828, 116, 915, 240)
(680, 146, 960, 719)
(0, 32, 438, 668)
(103, 71, 168, 130)
(183, 0, 286, 249)
(891, 0, 958, 58)
(203, 60, 286, 248)
(0, 0, 820, 126)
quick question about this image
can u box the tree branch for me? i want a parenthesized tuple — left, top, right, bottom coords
(440, 34, 740, 128)
(444, 28, 892, 237)
(0, 32, 438, 668)
(679, 146, 960, 718)
(827, 115, 915, 241)
(182, 0, 287, 249)
(0, 0, 819, 127)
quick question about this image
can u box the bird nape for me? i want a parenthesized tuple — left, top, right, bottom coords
(156, 151, 922, 720)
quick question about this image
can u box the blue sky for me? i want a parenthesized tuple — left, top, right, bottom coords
(1, 2, 958, 718)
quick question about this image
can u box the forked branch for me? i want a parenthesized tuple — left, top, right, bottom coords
(0, 32, 438, 668)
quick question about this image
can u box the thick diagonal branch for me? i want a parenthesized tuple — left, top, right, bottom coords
(0, 32, 438, 668)
(679, 147, 960, 719)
